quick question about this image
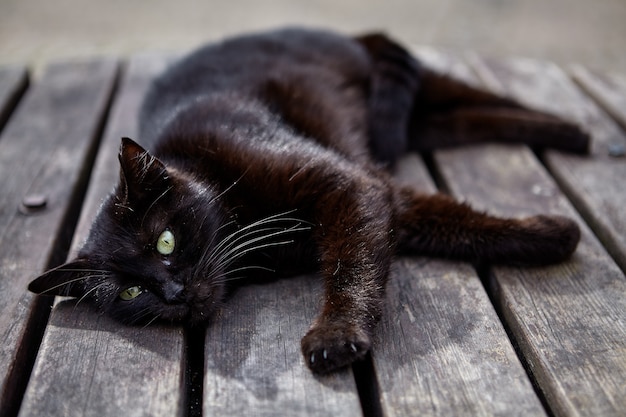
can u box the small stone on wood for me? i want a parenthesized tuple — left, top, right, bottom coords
(19, 194, 47, 214)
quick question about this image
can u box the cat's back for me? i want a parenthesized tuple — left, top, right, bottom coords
(139, 28, 371, 146)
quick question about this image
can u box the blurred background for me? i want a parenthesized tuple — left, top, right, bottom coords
(1, 0, 625, 75)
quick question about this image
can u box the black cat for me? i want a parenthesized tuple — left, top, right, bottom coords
(29, 28, 588, 374)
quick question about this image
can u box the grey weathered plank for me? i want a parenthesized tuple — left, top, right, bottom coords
(427, 50, 626, 417)
(438, 144, 626, 417)
(0, 66, 28, 133)
(568, 66, 626, 267)
(470, 56, 626, 274)
(0, 60, 117, 416)
(19, 55, 187, 417)
(375, 258, 546, 417)
(570, 67, 626, 132)
(467, 57, 626, 416)
(368, 150, 545, 415)
(204, 276, 363, 416)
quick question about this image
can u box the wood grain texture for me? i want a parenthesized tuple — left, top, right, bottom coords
(375, 253, 547, 417)
(0, 66, 28, 133)
(571, 66, 626, 131)
(204, 275, 363, 416)
(20, 301, 185, 417)
(471, 56, 626, 274)
(0, 60, 117, 415)
(369, 153, 545, 416)
(18, 55, 187, 417)
(425, 50, 626, 417)
(440, 145, 626, 417)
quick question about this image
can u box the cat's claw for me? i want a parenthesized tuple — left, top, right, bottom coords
(301, 324, 371, 374)
(309, 349, 329, 365)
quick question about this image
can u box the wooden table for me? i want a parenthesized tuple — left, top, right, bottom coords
(0, 49, 624, 417)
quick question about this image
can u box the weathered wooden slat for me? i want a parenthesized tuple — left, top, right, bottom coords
(375, 258, 547, 417)
(467, 58, 626, 417)
(470, 56, 626, 273)
(427, 51, 626, 417)
(570, 67, 626, 133)
(0, 66, 28, 133)
(0, 60, 117, 416)
(19, 55, 187, 417)
(438, 145, 626, 417)
(368, 145, 546, 415)
(204, 275, 363, 416)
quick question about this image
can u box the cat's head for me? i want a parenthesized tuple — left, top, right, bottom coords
(28, 138, 231, 325)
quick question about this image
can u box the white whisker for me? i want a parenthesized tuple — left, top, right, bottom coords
(222, 265, 275, 275)
(128, 307, 154, 324)
(209, 239, 297, 278)
(142, 314, 161, 329)
(207, 168, 250, 206)
(38, 271, 112, 295)
(206, 214, 310, 265)
(189, 211, 310, 284)
(75, 281, 107, 306)
(141, 186, 173, 227)
(205, 225, 309, 276)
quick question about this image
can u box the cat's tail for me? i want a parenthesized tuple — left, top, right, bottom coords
(393, 187, 580, 266)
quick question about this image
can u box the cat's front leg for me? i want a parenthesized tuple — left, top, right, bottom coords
(300, 177, 395, 374)
(229, 143, 396, 373)
(300, 254, 389, 374)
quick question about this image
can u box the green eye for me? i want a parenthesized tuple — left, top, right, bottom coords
(157, 229, 175, 255)
(119, 286, 143, 301)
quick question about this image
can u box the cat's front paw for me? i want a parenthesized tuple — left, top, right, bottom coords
(300, 323, 371, 374)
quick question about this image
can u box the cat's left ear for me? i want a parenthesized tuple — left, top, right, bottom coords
(118, 137, 170, 203)
(28, 259, 92, 297)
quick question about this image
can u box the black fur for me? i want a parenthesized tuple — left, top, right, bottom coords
(29, 28, 588, 374)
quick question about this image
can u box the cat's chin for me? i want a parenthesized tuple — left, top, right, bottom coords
(151, 309, 213, 326)
(182, 282, 226, 325)
(107, 282, 225, 326)
(133, 297, 222, 326)
(155, 304, 192, 324)
(108, 301, 191, 326)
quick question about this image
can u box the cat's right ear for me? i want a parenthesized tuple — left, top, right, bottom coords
(28, 259, 91, 297)
(118, 137, 169, 203)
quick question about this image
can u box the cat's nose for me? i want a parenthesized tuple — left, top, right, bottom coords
(162, 281, 185, 303)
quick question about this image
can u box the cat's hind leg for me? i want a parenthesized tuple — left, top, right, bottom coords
(409, 70, 591, 155)
(394, 187, 580, 266)
(356, 33, 590, 162)
(356, 33, 421, 164)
